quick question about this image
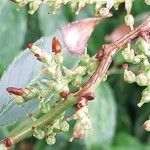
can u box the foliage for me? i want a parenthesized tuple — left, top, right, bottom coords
(0, 0, 150, 150)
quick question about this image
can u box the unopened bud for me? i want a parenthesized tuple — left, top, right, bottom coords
(39, 101, 50, 114)
(83, 92, 95, 101)
(72, 76, 82, 88)
(122, 47, 135, 62)
(46, 135, 56, 145)
(136, 73, 149, 86)
(74, 66, 86, 76)
(145, 0, 150, 5)
(11, 95, 24, 104)
(0, 143, 7, 150)
(6, 87, 25, 96)
(124, 69, 136, 84)
(59, 91, 69, 98)
(143, 119, 150, 131)
(135, 37, 150, 56)
(77, 97, 88, 109)
(125, 0, 132, 14)
(138, 88, 150, 107)
(60, 121, 70, 132)
(32, 128, 45, 140)
(52, 37, 62, 54)
(124, 14, 134, 28)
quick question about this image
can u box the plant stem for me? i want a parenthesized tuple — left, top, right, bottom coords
(10, 96, 76, 145)
(1, 16, 150, 149)
(76, 15, 150, 98)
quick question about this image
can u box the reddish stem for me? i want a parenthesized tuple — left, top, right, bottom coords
(76, 16, 150, 98)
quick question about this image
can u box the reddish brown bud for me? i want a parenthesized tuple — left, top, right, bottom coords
(6, 87, 25, 96)
(96, 50, 104, 60)
(52, 37, 62, 54)
(83, 92, 95, 101)
(3, 138, 13, 148)
(77, 97, 88, 109)
(59, 91, 69, 98)
(28, 43, 33, 49)
(34, 53, 42, 61)
(122, 63, 128, 70)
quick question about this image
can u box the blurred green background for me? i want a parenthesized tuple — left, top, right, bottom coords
(0, 0, 150, 150)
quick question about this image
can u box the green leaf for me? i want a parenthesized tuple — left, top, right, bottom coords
(38, 5, 68, 36)
(0, 0, 27, 70)
(84, 82, 116, 149)
(110, 132, 148, 150)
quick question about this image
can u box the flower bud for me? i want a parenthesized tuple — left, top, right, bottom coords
(28, 44, 51, 64)
(124, 14, 134, 28)
(138, 88, 150, 107)
(32, 128, 45, 140)
(28, 1, 41, 15)
(145, 0, 150, 5)
(134, 37, 150, 56)
(125, 0, 132, 14)
(122, 47, 135, 62)
(87, 59, 99, 75)
(52, 37, 62, 54)
(136, 73, 149, 86)
(0, 143, 7, 150)
(12, 95, 24, 104)
(143, 119, 150, 131)
(141, 59, 150, 71)
(74, 66, 86, 76)
(46, 135, 56, 145)
(39, 101, 50, 114)
(72, 76, 82, 87)
(60, 121, 70, 132)
(102, 75, 108, 82)
(106, 0, 114, 10)
(53, 120, 61, 130)
(79, 54, 90, 66)
(124, 69, 136, 84)
(54, 54, 63, 65)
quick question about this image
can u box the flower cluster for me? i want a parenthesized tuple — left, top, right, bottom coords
(12, 0, 150, 25)
(122, 33, 150, 131)
(6, 36, 99, 144)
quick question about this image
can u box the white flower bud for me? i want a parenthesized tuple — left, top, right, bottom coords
(28, 0, 42, 14)
(54, 53, 63, 65)
(122, 47, 135, 62)
(0, 143, 7, 150)
(145, 0, 150, 5)
(143, 119, 150, 131)
(135, 37, 150, 56)
(74, 66, 86, 76)
(124, 69, 136, 83)
(106, 0, 114, 9)
(72, 76, 82, 87)
(125, 0, 132, 14)
(60, 121, 70, 132)
(136, 73, 150, 86)
(138, 88, 150, 107)
(46, 135, 56, 145)
(12, 95, 24, 104)
(124, 14, 134, 28)
(39, 101, 50, 114)
(141, 59, 150, 70)
(79, 54, 90, 65)
(33, 128, 45, 140)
